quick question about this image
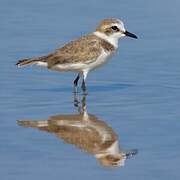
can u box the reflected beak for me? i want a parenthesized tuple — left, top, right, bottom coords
(124, 31, 138, 39)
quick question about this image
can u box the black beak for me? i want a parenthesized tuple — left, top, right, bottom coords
(124, 31, 138, 39)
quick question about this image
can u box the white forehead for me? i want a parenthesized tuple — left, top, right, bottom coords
(104, 20, 125, 32)
(112, 20, 125, 31)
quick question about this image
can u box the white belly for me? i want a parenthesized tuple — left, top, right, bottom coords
(36, 62, 48, 67)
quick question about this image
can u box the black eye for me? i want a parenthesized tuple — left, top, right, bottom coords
(111, 26, 119, 31)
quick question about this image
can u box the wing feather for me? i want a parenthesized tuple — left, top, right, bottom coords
(46, 34, 102, 68)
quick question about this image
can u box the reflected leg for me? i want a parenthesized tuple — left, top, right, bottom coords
(73, 92, 87, 113)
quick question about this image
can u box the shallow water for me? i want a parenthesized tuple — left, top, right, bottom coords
(1, 0, 180, 179)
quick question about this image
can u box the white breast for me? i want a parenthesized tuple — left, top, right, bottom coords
(85, 49, 113, 72)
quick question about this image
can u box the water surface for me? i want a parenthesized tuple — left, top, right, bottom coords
(1, 0, 180, 180)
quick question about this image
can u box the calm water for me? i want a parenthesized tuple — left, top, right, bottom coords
(1, 0, 180, 179)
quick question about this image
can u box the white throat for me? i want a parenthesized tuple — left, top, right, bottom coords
(94, 31, 119, 49)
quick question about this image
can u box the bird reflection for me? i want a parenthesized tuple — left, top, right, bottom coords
(17, 94, 137, 167)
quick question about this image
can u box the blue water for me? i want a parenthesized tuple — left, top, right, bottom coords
(1, 0, 180, 179)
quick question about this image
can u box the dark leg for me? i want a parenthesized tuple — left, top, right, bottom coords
(74, 74, 80, 87)
(73, 73, 80, 93)
(81, 71, 88, 95)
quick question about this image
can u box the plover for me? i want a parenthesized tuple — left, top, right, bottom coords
(16, 18, 137, 94)
(17, 95, 138, 167)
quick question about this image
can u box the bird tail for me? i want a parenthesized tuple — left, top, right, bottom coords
(16, 58, 40, 67)
(17, 120, 49, 132)
(17, 120, 48, 128)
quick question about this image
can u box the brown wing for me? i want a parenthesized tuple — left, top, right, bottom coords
(44, 34, 102, 68)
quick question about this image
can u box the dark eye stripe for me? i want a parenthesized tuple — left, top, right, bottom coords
(111, 26, 119, 31)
